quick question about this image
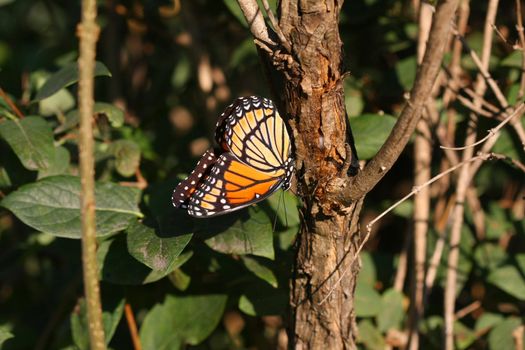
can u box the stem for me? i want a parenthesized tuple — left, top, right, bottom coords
(77, 0, 105, 348)
(408, 3, 434, 349)
(125, 303, 142, 350)
(0, 87, 25, 119)
(444, 1, 499, 349)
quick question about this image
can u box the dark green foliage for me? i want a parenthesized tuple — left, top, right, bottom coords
(0, 0, 523, 349)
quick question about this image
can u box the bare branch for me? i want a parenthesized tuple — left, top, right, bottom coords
(444, 2, 499, 349)
(441, 102, 525, 150)
(339, 0, 461, 202)
(77, 0, 105, 346)
(260, 0, 291, 51)
(516, 0, 525, 100)
(236, 0, 276, 47)
(0, 87, 25, 119)
(453, 28, 509, 109)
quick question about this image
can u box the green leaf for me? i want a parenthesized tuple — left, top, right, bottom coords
(33, 61, 111, 102)
(350, 113, 397, 160)
(376, 288, 404, 332)
(487, 265, 525, 300)
(356, 251, 377, 287)
(39, 87, 74, 116)
(516, 254, 525, 276)
(171, 55, 192, 89)
(241, 256, 278, 287)
(473, 243, 506, 271)
(420, 316, 444, 348)
(493, 128, 522, 167)
(230, 38, 258, 68)
(126, 217, 192, 274)
(140, 294, 227, 350)
(0, 175, 142, 238)
(488, 317, 522, 350)
(475, 312, 504, 333)
(395, 56, 417, 90)
(345, 88, 364, 117)
(94, 102, 124, 128)
(197, 207, 274, 260)
(0, 329, 13, 348)
(63, 103, 125, 132)
(454, 321, 476, 350)
(168, 268, 191, 291)
(357, 319, 385, 350)
(355, 283, 382, 317)
(70, 288, 125, 350)
(110, 140, 141, 177)
(501, 51, 522, 68)
(98, 235, 171, 285)
(238, 283, 287, 316)
(38, 145, 70, 179)
(223, 0, 248, 27)
(264, 189, 300, 228)
(0, 116, 55, 170)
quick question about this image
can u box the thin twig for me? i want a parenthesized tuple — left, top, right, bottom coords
(516, 0, 525, 100)
(408, 3, 434, 348)
(453, 28, 509, 109)
(320, 152, 496, 305)
(490, 152, 525, 172)
(0, 87, 25, 119)
(340, 0, 461, 202)
(513, 325, 524, 350)
(445, 3, 499, 349)
(77, 0, 106, 347)
(441, 102, 525, 150)
(125, 303, 142, 350)
(236, 0, 276, 47)
(260, 0, 291, 51)
(368, 153, 493, 230)
(491, 24, 520, 49)
(454, 300, 481, 320)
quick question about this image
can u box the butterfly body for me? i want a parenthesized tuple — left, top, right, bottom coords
(172, 96, 294, 217)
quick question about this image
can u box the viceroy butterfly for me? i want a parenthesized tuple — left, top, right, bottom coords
(172, 96, 294, 217)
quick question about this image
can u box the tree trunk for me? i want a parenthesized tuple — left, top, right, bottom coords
(236, 0, 460, 347)
(277, 1, 363, 348)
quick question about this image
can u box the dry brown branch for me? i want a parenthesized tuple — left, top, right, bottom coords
(516, 0, 525, 100)
(442, 0, 469, 108)
(77, 0, 105, 347)
(512, 324, 525, 350)
(323, 151, 502, 305)
(453, 28, 509, 109)
(340, 0, 461, 202)
(454, 300, 481, 320)
(260, 0, 291, 51)
(236, 0, 276, 47)
(0, 87, 25, 119)
(444, 2, 499, 349)
(125, 303, 142, 350)
(441, 102, 525, 150)
(408, 3, 434, 348)
(393, 232, 410, 292)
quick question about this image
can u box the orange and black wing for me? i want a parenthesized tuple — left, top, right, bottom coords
(215, 96, 294, 188)
(172, 148, 218, 209)
(187, 152, 285, 217)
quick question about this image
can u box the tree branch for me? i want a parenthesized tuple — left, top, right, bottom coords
(236, 0, 276, 47)
(77, 0, 105, 347)
(339, 0, 461, 202)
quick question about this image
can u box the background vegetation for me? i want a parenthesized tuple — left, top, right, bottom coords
(0, 0, 523, 349)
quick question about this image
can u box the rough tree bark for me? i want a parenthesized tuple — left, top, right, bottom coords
(237, 0, 460, 348)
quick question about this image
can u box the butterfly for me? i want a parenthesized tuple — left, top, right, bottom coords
(172, 96, 294, 217)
